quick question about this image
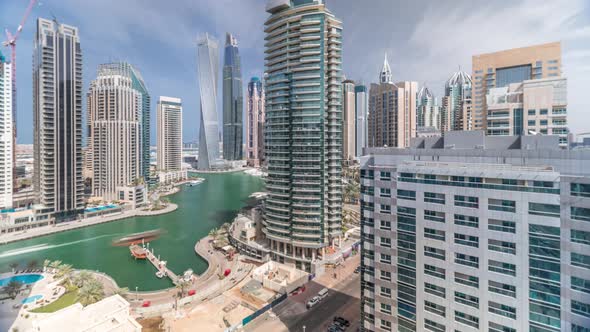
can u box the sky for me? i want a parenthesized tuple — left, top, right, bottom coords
(1, 0, 589, 144)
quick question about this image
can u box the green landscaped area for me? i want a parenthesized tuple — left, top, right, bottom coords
(30, 291, 78, 313)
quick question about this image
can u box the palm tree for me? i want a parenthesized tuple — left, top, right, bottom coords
(112, 287, 129, 298)
(208, 228, 219, 238)
(9, 263, 18, 273)
(72, 271, 92, 289)
(48, 260, 62, 273)
(55, 264, 74, 285)
(4, 280, 23, 299)
(43, 259, 51, 273)
(78, 278, 105, 306)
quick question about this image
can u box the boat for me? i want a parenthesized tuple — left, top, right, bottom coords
(156, 271, 165, 279)
(129, 245, 147, 259)
(112, 229, 163, 246)
(186, 179, 204, 187)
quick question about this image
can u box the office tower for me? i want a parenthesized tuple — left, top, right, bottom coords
(33, 18, 84, 220)
(417, 85, 440, 129)
(157, 97, 183, 171)
(472, 42, 562, 131)
(343, 79, 356, 161)
(246, 77, 265, 167)
(222, 33, 244, 161)
(355, 84, 368, 157)
(263, 0, 343, 272)
(441, 69, 472, 132)
(380, 54, 393, 84)
(368, 57, 417, 148)
(87, 63, 148, 200)
(196, 33, 221, 170)
(0, 52, 13, 209)
(486, 77, 568, 147)
(360, 131, 590, 332)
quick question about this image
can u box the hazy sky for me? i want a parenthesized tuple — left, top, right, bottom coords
(1, 0, 589, 144)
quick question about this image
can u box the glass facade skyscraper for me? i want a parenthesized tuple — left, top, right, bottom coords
(263, 0, 343, 272)
(196, 33, 221, 170)
(222, 33, 244, 161)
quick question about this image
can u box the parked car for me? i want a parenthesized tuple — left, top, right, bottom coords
(306, 296, 320, 309)
(334, 316, 351, 327)
(353, 266, 360, 274)
(328, 323, 345, 332)
(318, 287, 329, 299)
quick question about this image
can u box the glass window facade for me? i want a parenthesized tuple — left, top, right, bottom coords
(496, 65, 532, 88)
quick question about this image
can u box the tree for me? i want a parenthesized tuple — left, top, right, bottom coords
(112, 287, 129, 298)
(208, 228, 219, 238)
(4, 281, 23, 299)
(55, 264, 74, 285)
(48, 260, 62, 273)
(43, 260, 51, 272)
(78, 278, 105, 306)
(9, 263, 18, 273)
(71, 271, 92, 289)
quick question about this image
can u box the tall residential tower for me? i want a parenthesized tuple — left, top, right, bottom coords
(417, 85, 440, 130)
(157, 97, 183, 171)
(263, 0, 343, 272)
(343, 79, 356, 161)
(222, 33, 244, 161)
(246, 77, 265, 167)
(0, 52, 13, 209)
(355, 84, 368, 157)
(441, 69, 472, 132)
(33, 18, 84, 220)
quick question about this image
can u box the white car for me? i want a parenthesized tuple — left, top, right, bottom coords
(306, 296, 320, 309)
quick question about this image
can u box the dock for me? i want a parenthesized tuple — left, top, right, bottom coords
(143, 247, 181, 285)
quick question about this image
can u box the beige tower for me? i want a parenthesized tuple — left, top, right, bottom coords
(157, 97, 183, 171)
(342, 79, 356, 161)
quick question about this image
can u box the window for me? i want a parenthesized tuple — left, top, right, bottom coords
(425, 300, 446, 317)
(380, 220, 391, 230)
(528, 109, 536, 116)
(424, 319, 445, 332)
(572, 229, 590, 245)
(488, 239, 516, 255)
(455, 195, 479, 208)
(380, 303, 392, 315)
(572, 253, 590, 269)
(489, 322, 516, 332)
(455, 310, 479, 329)
(361, 169, 374, 179)
(380, 171, 391, 180)
(424, 210, 445, 223)
(488, 280, 516, 297)
(455, 253, 479, 268)
(424, 228, 445, 241)
(572, 276, 590, 294)
(488, 260, 516, 276)
(540, 109, 548, 115)
(455, 291, 479, 308)
(380, 286, 391, 298)
(571, 183, 590, 197)
(380, 270, 391, 282)
(380, 253, 391, 264)
(424, 246, 446, 261)
(488, 199, 516, 213)
(397, 189, 416, 201)
(540, 119, 548, 126)
(572, 300, 590, 318)
(380, 319, 391, 332)
(424, 192, 445, 204)
(454, 233, 479, 248)
(572, 324, 590, 332)
(380, 188, 391, 197)
(529, 202, 560, 218)
(380, 237, 391, 248)
(455, 272, 479, 288)
(379, 204, 391, 213)
(454, 214, 479, 228)
(528, 120, 536, 126)
(424, 282, 445, 299)
(572, 207, 590, 222)
(399, 172, 414, 179)
(489, 301, 516, 320)
(424, 264, 445, 280)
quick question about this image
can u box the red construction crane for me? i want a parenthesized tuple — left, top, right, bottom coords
(2, 0, 38, 192)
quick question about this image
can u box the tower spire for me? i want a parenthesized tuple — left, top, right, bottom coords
(380, 52, 393, 84)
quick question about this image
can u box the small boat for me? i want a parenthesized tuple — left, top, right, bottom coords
(130, 245, 147, 259)
(156, 271, 165, 279)
(187, 179, 204, 187)
(112, 229, 163, 246)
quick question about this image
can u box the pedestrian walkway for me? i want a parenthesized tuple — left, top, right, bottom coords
(144, 248, 180, 285)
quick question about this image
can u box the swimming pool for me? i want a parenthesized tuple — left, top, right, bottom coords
(0, 274, 44, 287)
(21, 294, 43, 304)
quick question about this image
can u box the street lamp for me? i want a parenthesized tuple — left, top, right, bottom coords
(303, 325, 306, 332)
(135, 286, 138, 301)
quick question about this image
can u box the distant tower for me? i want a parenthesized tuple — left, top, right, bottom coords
(441, 69, 472, 132)
(0, 51, 13, 209)
(417, 85, 440, 129)
(246, 77, 264, 167)
(196, 33, 221, 170)
(379, 53, 393, 84)
(354, 84, 368, 157)
(342, 79, 356, 160)
(34, 18, 84, 221)
(157, 97, 183, 171)
(222, 33, 244, 161)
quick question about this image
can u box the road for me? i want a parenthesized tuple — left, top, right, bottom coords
(245, 256, 361, 332)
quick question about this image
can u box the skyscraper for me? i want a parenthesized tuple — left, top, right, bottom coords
(34, 18, 84, 220)
(368, 56, 417, 148)
(246, 77, 265, 167)
(222, 33, 244, 161)
(263, 0, 343, 272)
(196, 33, 221, 170)
(343, 79, 356, 161)
(157, 96, 183, 171)
(0, 52, 13, 209)
(441, 69, 472, 132)
(417, 85, 440, 129)
(354, 84, 368, 158)
(87, 62, 145, 200)
(360, 131, 590, 332)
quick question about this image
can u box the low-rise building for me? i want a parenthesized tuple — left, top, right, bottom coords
(0, 205, 53, 234)
(31, 294, 141, 332)
(116, 184, 148, 209)
(157, 170, 188, 184)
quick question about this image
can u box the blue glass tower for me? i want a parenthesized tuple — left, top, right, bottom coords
(222, 33, 244, 161)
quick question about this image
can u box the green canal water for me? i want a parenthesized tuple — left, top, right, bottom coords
(0, 173, 263, 291)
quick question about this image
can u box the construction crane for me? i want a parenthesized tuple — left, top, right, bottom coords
(2, 0, 38, 192)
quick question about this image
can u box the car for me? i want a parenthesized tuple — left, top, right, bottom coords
(306, 296, 320, 309)
(334, 316, 351, 327)
(353, 266, 360, 274)
(327, 324, 345, 332)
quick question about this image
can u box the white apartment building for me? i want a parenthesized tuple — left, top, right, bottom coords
(157, 96, 182, 171)
(0, 53, 13, 209)
(360, 131, 590, 332)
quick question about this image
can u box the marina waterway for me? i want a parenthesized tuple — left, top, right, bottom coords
(0, 173, 263, 291)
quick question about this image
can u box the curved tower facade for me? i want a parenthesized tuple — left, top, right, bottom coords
(263, 0, 343, 272)
(197, 33, 221, 170)
(417, 85, 440, 129)
(222, 33, 244, 161)
(441, 70, 472, 132)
